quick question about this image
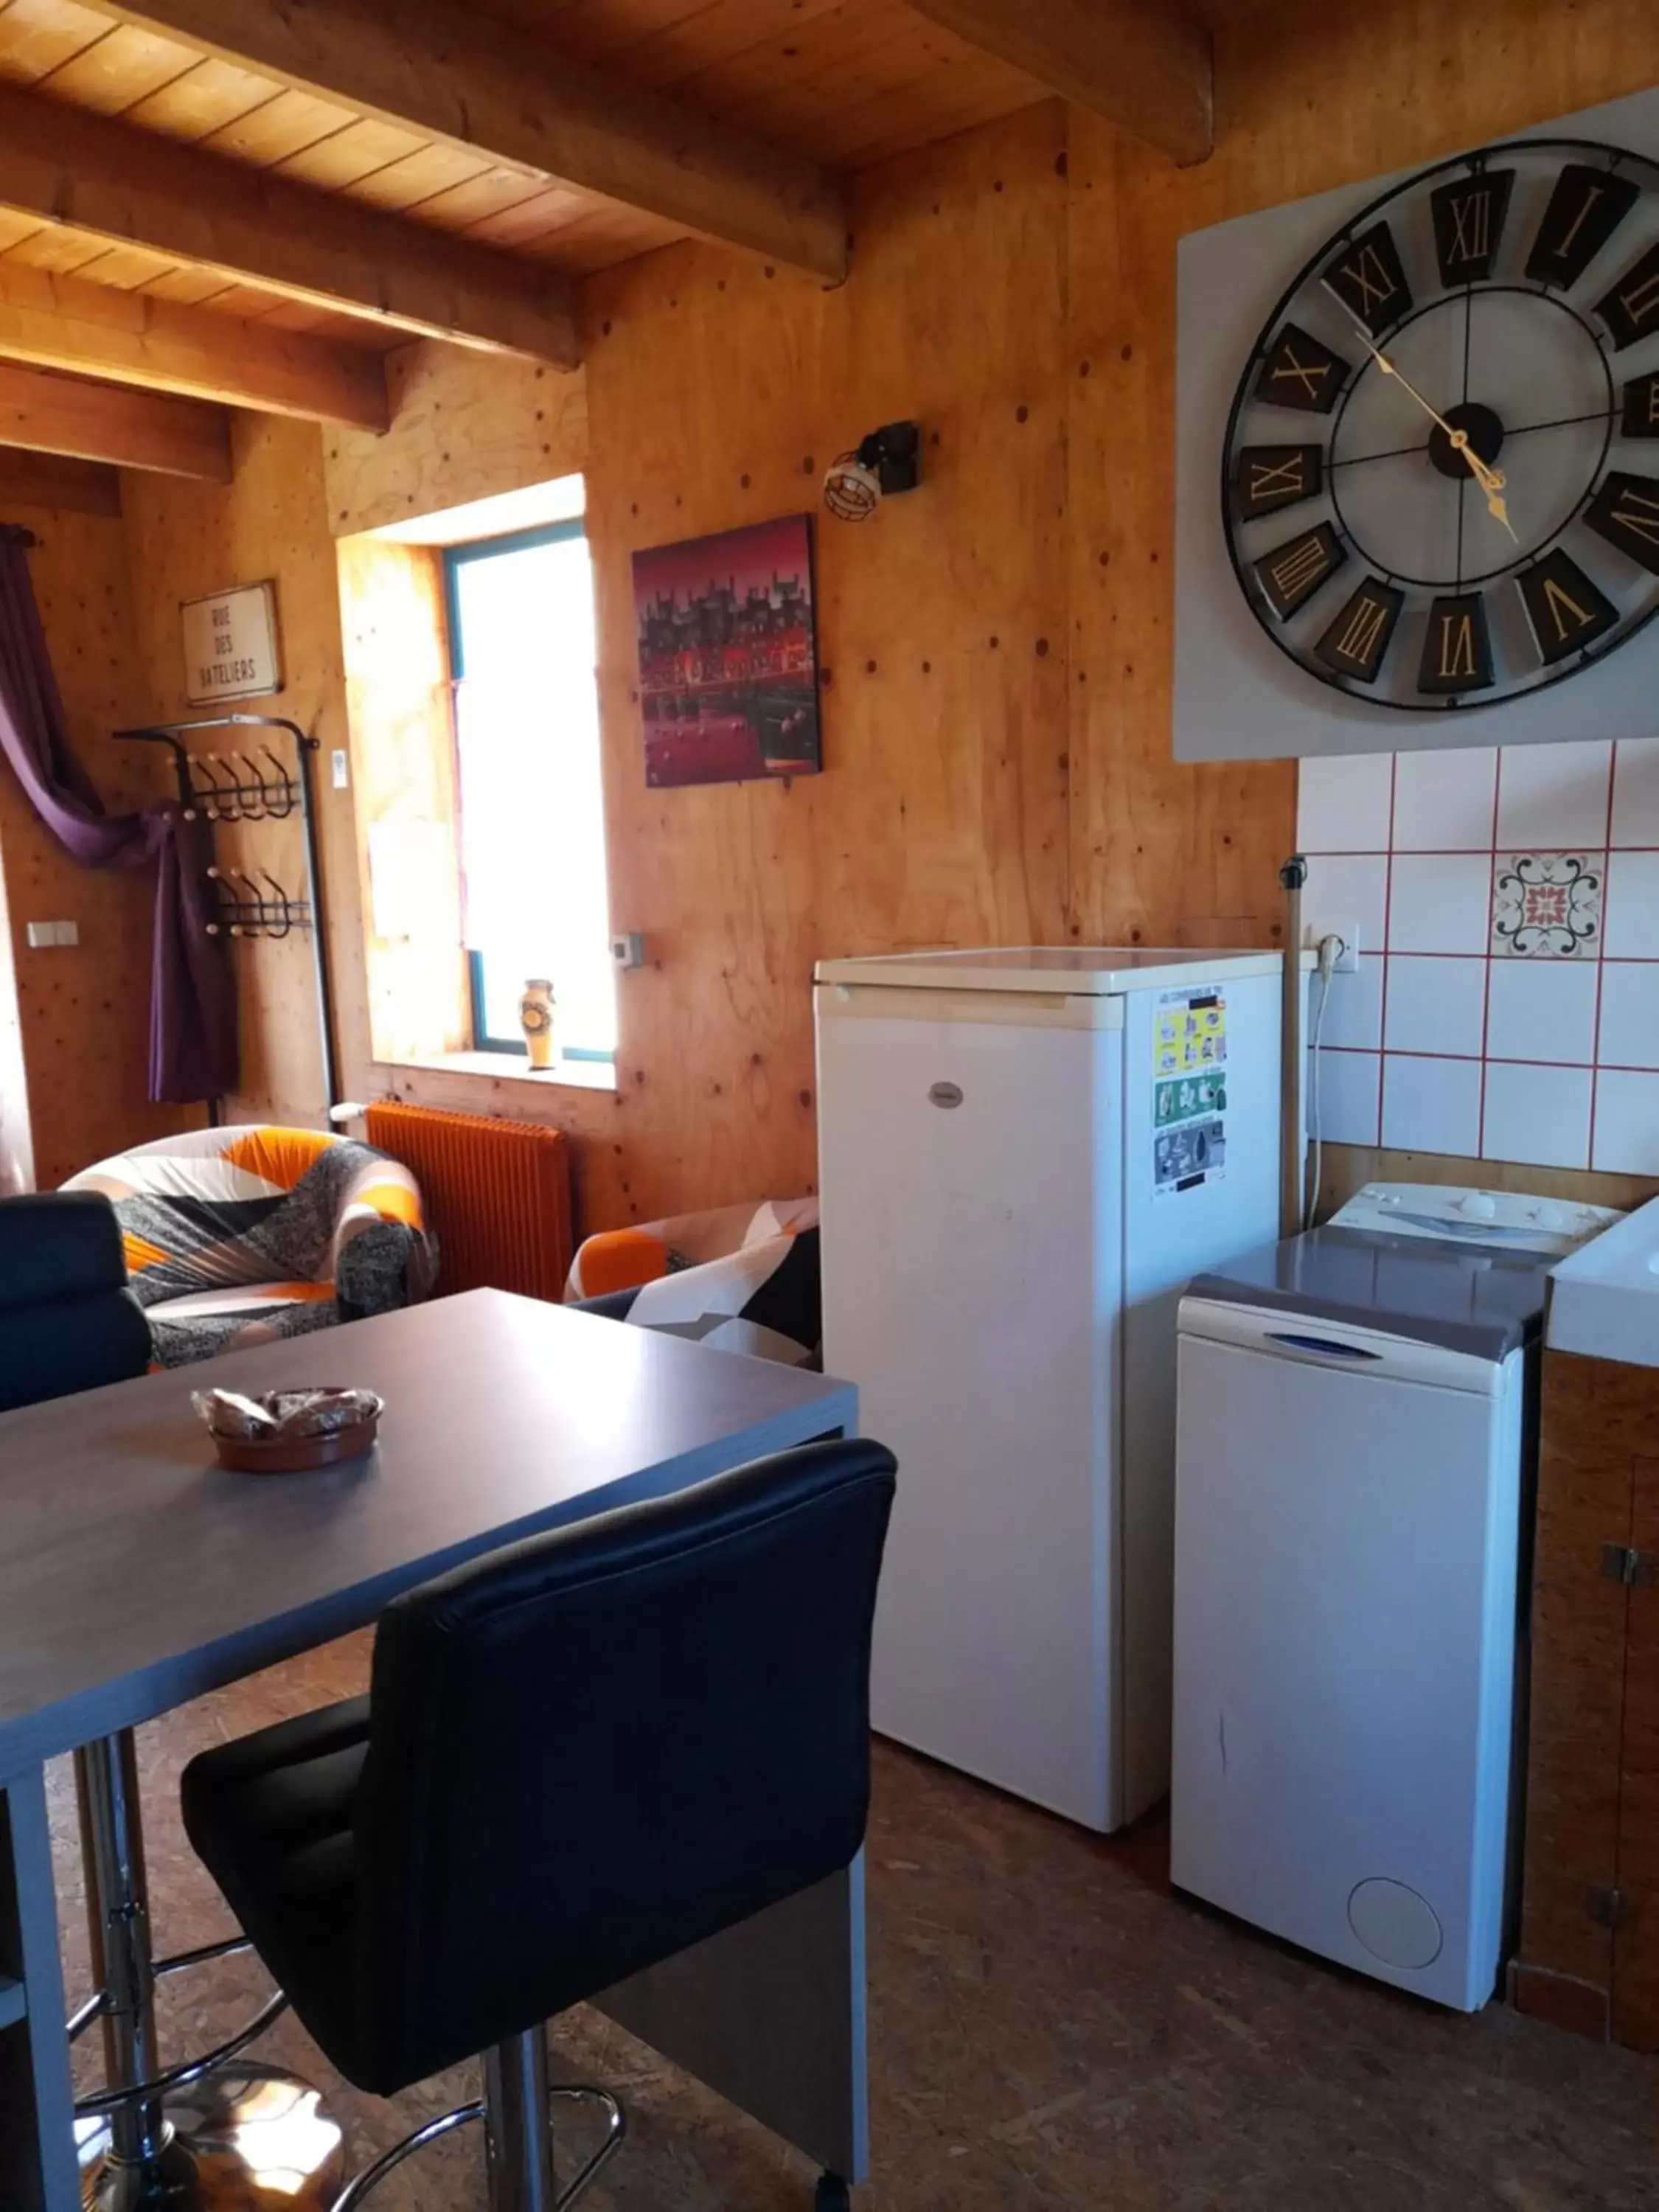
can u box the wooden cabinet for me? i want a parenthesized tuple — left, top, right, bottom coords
(1513, 1348, 1659, 2047)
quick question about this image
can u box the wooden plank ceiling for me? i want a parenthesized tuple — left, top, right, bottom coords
(0, 0, 1214, 475)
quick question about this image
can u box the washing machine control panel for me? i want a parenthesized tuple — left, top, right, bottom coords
(1331, 1183, 1621, 1256)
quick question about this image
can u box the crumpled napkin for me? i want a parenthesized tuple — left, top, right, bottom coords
(191, 1387, 384, 1441)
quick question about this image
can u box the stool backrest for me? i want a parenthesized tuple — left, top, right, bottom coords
(352, 1436, 895, 2089)
(0, 1192, 152, 1412)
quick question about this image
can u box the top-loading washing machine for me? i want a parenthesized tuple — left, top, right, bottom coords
(1169, 1182, 1617, 2010)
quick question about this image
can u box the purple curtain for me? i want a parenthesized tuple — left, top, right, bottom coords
(0, 524, 238, 1103)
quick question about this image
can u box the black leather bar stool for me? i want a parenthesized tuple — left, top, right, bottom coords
(180, 1435, 897, 2211)
(0, 1193, 327, 2207)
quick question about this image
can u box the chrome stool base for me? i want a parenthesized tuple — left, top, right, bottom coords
(77, 2065, 345, 2211)
(330, 2034, 625, 2212)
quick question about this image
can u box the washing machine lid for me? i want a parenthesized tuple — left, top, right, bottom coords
(1186, 1225, 1554, 1363)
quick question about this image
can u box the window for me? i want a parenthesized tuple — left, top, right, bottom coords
(443, 520, 615, 1063)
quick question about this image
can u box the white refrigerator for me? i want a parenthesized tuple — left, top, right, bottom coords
(815, 947, 1291, 1832)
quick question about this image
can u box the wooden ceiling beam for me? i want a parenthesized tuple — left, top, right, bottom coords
(0, 83, 577, 367)
(0, 449, 122, 518)
(0, 262, 389, 431)
(908, 0, 1212, 165)
(96, 0, 848, 279)
(0, 362, 231, 481)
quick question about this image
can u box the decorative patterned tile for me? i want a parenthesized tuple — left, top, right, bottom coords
(1490, 851, 1605, 958)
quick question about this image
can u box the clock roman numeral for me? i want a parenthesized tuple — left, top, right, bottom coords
(1430, 169, 1514, 287)
(1231, 444, 1324, 521)
(1252, 524, 1347, 621)
(1251, 323, 1351, 414)
(1585, 470, 1659, 575)
(1515, 549, 1621, 666)
(1596, 244, 1659, 350)
(1621, 373, 1659, 439)
(1525, 164, 1641, 288)
(1416, 592, 1495, 696)
(1313, 578, 1405, 684)
(1321, 220, 1413, 335)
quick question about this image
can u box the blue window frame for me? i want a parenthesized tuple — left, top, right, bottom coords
(442, 519, 615, 1063)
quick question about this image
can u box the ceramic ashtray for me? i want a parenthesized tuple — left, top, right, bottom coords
(192, 1386, 384, 1474)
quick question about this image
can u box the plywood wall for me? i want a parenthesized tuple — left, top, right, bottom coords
(95, 0, 1659, 1231)
(0, 503, 200, 1189)
(325, 342, 588, 538)
(120, 414, 369, 1130)
(335, 532, 468, 1065)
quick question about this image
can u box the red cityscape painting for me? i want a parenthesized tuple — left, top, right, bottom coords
(631, 515, 822, 788)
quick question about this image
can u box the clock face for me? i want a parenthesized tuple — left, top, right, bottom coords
(1222, 136, 1659, 712)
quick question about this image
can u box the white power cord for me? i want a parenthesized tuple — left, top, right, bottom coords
(1304, 933, 1346, 1231)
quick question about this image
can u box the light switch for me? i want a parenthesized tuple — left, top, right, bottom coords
(331, 749, 349, 790)
(25, 921, 76, 947)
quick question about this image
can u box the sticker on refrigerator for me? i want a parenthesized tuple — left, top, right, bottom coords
(1153, 987, 1228, 1195)
(1154, 988, 1227, 1077)
(1155, 1114, 1227, 1193)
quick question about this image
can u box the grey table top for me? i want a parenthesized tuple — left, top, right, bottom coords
(0, 1290, 856, 1775)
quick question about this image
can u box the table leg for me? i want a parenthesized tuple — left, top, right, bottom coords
(77, 1733, 167, 2166)
(594, 1850, 868, 2188)
(0, 1764, 81, 2212)
(73, 1730, 346, 2211)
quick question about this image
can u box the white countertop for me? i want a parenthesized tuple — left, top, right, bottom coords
(815, 946, 1312, 996)
(1548, 1193, 1659, 1367)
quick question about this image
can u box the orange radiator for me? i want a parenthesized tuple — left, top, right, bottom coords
(364, 1103, 573, 1303)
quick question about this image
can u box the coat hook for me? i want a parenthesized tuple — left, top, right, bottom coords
(261, 746, 295, 818)
(197, 755, 229, 821)
(233, 754, 268, 821)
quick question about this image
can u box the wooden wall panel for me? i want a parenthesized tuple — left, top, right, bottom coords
(1518, 1351, 1637, 2014)
(1615, 1452, 1659, 2048)
(576, 102, 1071, 1221)
(0, 501, 200, 1188)
(119, 412, 370, 1128)
(103, 0, 1659, 1237)
(323, 340, 588, 538)
(335, 532, 469, 1064)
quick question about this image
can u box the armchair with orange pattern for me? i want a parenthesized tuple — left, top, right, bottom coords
(564, 1197, 820, 1367)
(63, 1125, 435, 1367)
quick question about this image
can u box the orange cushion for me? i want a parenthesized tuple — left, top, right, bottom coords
(577, 1228, 669, 1298)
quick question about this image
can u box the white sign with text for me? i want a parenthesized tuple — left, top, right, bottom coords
(181, 581, 281, 705)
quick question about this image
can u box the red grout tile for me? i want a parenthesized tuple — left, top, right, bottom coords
(1306, 745, 1659, 1172)
(1588, 748, 1619, 1166)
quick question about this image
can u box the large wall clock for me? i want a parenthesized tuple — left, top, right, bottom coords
(1222, 136, 1659, 714)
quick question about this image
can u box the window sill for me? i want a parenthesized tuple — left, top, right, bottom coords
(386, 1050, 619, 1093)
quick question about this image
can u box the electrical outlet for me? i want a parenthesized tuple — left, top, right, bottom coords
(330, 748, 349, 790)
(1306, 923, 1360, 975)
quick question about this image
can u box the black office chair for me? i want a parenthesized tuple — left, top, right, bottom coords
(181, 1435, 897, 2211)
(0, 1190, 151, 1411)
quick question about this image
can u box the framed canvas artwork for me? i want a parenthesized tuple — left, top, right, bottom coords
(632, 515, 822, 787)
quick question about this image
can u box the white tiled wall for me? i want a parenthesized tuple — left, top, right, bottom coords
(1300, 739, 1659, 1175)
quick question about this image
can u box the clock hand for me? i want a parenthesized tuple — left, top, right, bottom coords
(1348, 320, 1519, 542)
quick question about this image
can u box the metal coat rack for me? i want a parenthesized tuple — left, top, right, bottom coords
(114, 712, 340, 1113)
